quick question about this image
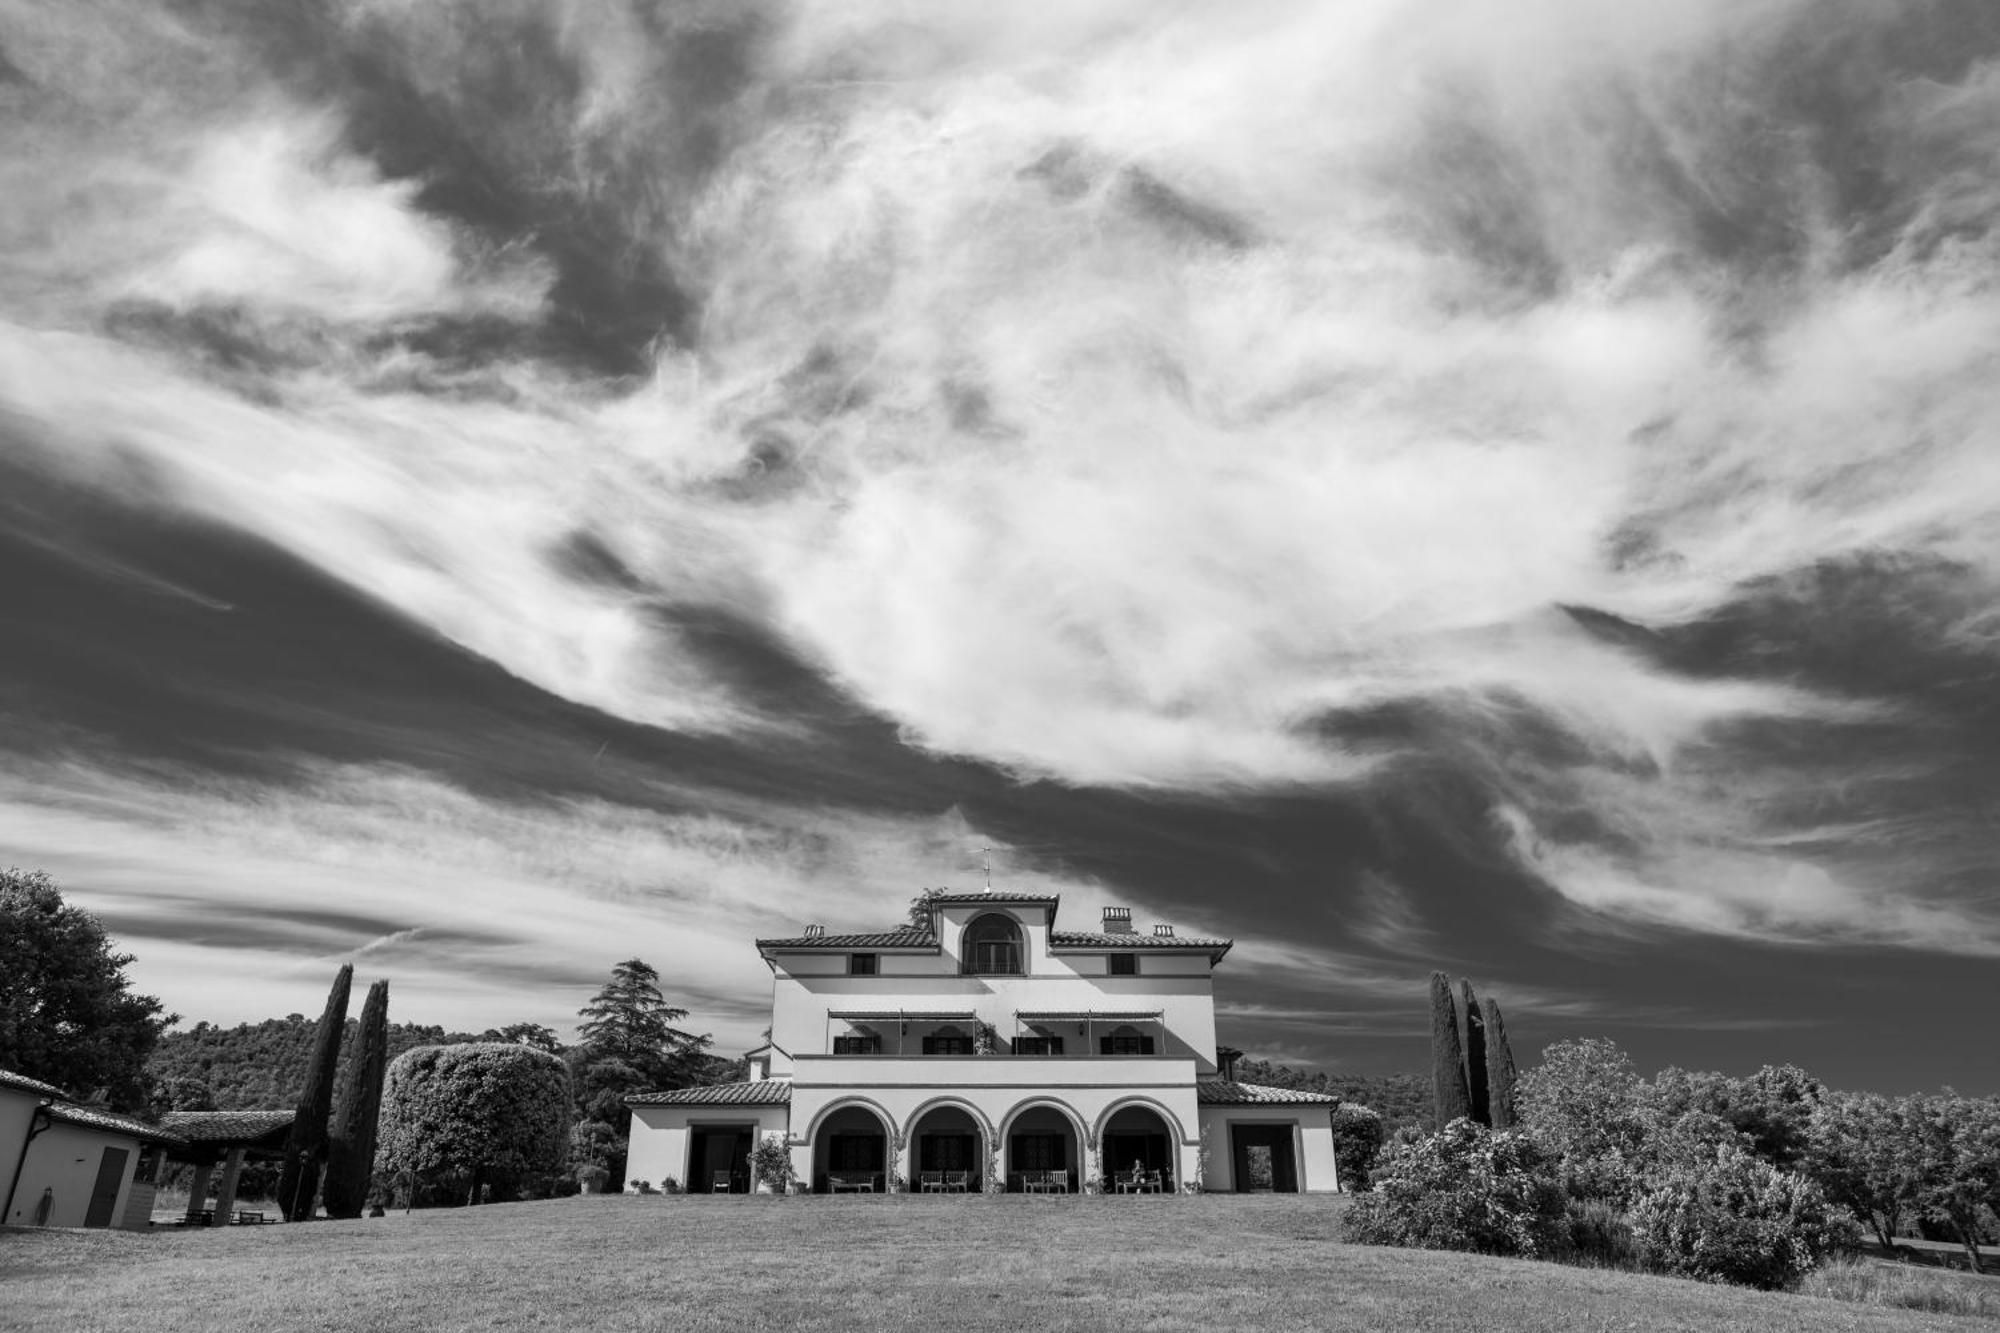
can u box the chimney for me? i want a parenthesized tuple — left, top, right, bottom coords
(1101, 906, 1134, 933)
(802, 924, 825, 938)
(1216, 1046, 1242, 1082)
(1153, 924, 1174, 938)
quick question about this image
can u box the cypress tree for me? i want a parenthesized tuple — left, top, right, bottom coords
(1429, 971, 1471, 1129)
(1481, 996, 1520, 1129)
(323, 979, 390, 1219)
(277, 964, 352, 1220)
(1461, 978, 1490, 1126)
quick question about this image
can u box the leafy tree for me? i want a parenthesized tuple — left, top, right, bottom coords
(480, 1022, 563, 1053)
(1232, 1060, 1430, 1135)
(323, 980, 390, 1220)
(0, 868, 173, 1109)
(576, 959, 708, 1086)
(1460, 978, 1489, 1127)
(1428, 972, 1471, 1129)
(906, 888, 947, 931)
(277, 965, 352, 1220)
(379, 1043, 570, 1206)
(1481, 997, 1519, 1129)
(150, 1074, 216, 1116)
(146, 1016, 483, 1111)
(1913, 1093, 2000, 1275)
(1515, 1037, 1647, 1202)
(1806, 1090, 1927, 1250)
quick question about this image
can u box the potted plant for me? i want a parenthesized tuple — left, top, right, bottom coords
(750, 1134, 794, 1195)
(974, 1022, 999, 1056)
(887, 1171, 907, 1194)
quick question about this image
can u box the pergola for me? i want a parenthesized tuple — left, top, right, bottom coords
(158, 1110, 296, 1225)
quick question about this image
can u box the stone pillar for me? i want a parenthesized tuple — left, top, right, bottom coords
(184, 1161, 213, 1225)
(210, 1148, 246, 1226)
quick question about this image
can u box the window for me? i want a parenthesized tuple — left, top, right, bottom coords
(961, 913, 1024, 975)
(1108, 954, 1138, 976)
(848, 953, 879, 976)
(921, 1026, 973, 1055)
(1015, 1035, 1065, 1056)
(1099, 1024, 1157, 1056)
(833, 1034, 881, 1055)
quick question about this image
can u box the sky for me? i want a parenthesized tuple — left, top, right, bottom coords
(2, 0, 1997, 1095)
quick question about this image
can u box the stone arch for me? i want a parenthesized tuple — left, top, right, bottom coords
(901, 1095, 997, 1145)
(998, 1096, 1088, 1145)
(998, 1096, 1088, 1193)
(803, 1095, 898, 1145)
(1092, 1095, 1191, 1146)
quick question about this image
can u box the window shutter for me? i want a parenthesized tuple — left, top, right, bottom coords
(1141, 1035, 1156, 1055)
(1099, 1036, 1113, 1055)
(922, 1036, 938, 1055)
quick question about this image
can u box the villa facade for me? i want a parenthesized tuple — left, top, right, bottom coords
(624, 892, 1341, 1194)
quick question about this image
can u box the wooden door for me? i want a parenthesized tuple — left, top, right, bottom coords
(84, 1146, 129, 1228)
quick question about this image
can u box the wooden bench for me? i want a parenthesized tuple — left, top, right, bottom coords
(827, 1172, 876, 1193)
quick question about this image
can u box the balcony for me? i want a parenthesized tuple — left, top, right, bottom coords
(790, 1053, 1195, 1091)
(821, 1009, 1170, 1059)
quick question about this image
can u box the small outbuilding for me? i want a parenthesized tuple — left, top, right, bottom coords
(2, 1068, 187, 1230)
(159, 1110, 298, 1225)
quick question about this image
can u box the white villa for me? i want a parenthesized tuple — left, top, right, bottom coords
(625, 892, 1341, 1194)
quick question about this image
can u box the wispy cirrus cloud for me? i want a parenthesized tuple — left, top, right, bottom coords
(4, 0, 2000, 989)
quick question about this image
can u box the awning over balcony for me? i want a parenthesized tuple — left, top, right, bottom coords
(1013, 1011, 1164, 1023)
(829, 1010, 978, 1023)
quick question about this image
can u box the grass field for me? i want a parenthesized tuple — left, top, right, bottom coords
(1, 1194, 1993, 1333)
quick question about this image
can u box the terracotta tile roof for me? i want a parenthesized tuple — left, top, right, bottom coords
(1052, 930, 1230, 948)
(46, 1103, 189, 1147)
(925, 892, 1061, 904)
(0, 1067, 68, 1099)
(756, 927, 936, 950)
(626, 1080, 793, 1107)
(1197, 1081, 1341, 1106)
(161, 1109, 297, 1144)
(1053, 930, 1233, 961)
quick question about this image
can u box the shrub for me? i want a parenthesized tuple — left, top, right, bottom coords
(1629, 1144, 1857, 1290)
(1565, 1197, 1641, 1269)
(1330, 1104, 1385, 1191)
(1345, 1119, 1570, 1258)
(749, 1133, 793, 1191)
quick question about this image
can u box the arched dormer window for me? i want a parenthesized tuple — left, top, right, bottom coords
(961, 912, 1024, 975)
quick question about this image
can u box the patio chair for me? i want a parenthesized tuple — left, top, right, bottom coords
(944, 1170, 970, 1193)
(711, 1170, 732, 1193)
(919, 1170, 944, 1193)
(1044, 1169, 1070, 1194)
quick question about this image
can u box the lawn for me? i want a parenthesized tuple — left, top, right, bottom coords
(0, 1194, 1991, 1333)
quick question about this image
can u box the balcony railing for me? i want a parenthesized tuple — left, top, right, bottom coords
(820, 1008, 1171, 1059)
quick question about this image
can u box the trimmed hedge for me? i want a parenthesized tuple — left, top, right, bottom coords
(378, 1042, 570, 1206)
